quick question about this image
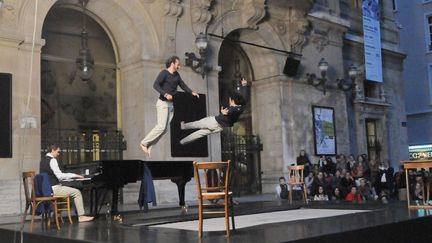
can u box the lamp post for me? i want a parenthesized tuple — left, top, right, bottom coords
(306, 58, 328, 94)
(337, 64, 357, 91)
(185, 32, 209, 79)
(306, 58, 357, 95)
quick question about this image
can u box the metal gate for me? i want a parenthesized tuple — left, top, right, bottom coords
(221, 134, 263, 196)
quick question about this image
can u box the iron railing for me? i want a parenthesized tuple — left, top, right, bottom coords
(41, 129, 126, 165)
(221, 134, 263, 196)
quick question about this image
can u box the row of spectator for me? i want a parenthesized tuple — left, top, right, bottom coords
(277, 150, 432, 203)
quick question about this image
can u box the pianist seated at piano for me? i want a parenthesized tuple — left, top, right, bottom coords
(39, 144, 94, 223)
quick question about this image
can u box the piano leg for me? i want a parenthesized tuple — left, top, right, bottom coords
(90, 187, 95, 215)
(172, 177, 191, 206)
(111, 187, 119, 215)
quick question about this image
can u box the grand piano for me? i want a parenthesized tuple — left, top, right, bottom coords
(64, 160, 194, 215)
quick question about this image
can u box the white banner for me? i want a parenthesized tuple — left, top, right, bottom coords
(362, 0, 383, 83)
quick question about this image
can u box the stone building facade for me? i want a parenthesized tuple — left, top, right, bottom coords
(0, 0, 408, 216)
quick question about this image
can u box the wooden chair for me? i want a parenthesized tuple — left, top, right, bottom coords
(54, 195, 73, 224)
(287, 165, 308, 204)
(193, 161, 235, 238)
(21, 171, 60, 230)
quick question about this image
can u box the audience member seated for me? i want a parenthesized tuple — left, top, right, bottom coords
(332, 187, 343, 201)
(314, 186, 329, 201)
(340, 172, 355, 197)
(323, 171, 333, 186)
(276, 176, 288, 200)
(312, 171, 331, 198)
(346, 154, 356, 172)
(412, 182, 424, 201)
(358, 178, 377, 201)
(376, 160, 394, 198)
(317, 156, 326, 173)
(345, 186, 363, 202)
(368, 154, 380, 186)
(361, 154, 371, 179)
(305, 172, 314, 199)
(296, 150, 312, 177)
(331, 169, 343, 189)
(394, 166, 407, 200)
(324, 156, 336, 175)
(335, 154, 348, 171)
(352, 155, 367, 180)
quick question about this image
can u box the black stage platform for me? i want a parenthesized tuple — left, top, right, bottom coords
(1, 200, 432, 243)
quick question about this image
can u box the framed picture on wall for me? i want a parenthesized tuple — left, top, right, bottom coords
(312, 106, 337, 155)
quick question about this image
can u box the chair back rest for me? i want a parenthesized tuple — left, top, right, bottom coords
(193, 161, 231, 198)
(22, 171, 36, 202)
(34, 173, 54, 198)
(288, 165, 304, 184)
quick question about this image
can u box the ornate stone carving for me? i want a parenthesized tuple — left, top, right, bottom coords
(311, 33, 329, 52)
(309, 18, 331, 52)
(288, 10, 309, 54)
(274, 19, 286, 35)
(191, 0, 214, 25)
(241, 0, 266, 29)
(164, 0, 183, 17)
(163, 0, 183, 57)
(0, 0, 17, 29)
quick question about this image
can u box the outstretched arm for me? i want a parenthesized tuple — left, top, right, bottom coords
(178, 77, 199, 98)
(237, 78, 250, 104)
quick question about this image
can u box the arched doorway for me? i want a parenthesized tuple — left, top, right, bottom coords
(40, 2, 122, 164)
(218, 30, 262, 195)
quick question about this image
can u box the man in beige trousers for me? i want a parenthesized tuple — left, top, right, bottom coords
(140, 55, 199, 156)
(39, 144, 94, 222)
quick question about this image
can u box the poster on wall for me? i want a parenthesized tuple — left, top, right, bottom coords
(312, 106, 337, 155)
(362, 0, 383, 82)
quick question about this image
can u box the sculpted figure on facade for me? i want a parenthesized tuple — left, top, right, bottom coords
(240, 0, 266, 29)
(288, 10, 309, 54)
(0, 0, 17, 29)
(163, 0, 183, 57)
(190, 0, 214, 34)
(164, 0, 183, 17)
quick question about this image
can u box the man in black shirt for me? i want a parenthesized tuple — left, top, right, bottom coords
(179, 78, 249, 145)
(140, 56, 199, 156)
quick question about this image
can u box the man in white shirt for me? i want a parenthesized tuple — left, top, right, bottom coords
(39, 144, 94, 222)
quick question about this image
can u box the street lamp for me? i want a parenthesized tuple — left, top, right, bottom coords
(185, 32, 210, 79)
(306, 58, 357, 95)
(337, 64, 357, 91)
(306, 58, 329, 94)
